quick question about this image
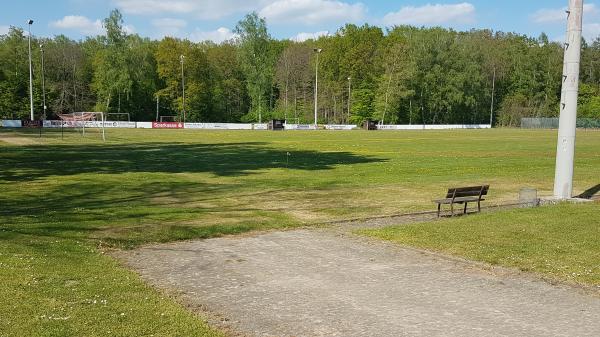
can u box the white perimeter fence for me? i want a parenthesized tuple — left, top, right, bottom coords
(1, 120, 492, 131)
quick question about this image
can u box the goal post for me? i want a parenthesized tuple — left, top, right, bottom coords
(106, 112, 131, 122)
(57, 112, 106, 141)
(159, 115, 177, 122)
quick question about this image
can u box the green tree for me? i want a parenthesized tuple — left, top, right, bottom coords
(235, 12, 274, 123)
(92, 9, 132, 112)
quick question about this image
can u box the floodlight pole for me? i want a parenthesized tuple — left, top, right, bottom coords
(489, 66, 496, 127)
(314, 48, 322, 127)
(27, 19, 34, 121)
(180, 54, 186, 124)
(347, 76, 352, 124)
(40, 43, 47, 120)
(156, 95, 159, 121)
(554, 0, 584, 199)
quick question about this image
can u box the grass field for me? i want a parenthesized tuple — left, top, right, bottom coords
(1, 128, 599, 336)
(360, 203, 600, 287)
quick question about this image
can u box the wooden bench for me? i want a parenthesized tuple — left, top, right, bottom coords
(434, 185, 489, 217)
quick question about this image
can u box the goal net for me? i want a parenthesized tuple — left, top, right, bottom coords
(58, 112, 106, 141)
(159, 115, 177, 122)
(106, 113, 131, 122)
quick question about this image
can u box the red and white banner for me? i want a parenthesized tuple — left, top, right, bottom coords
(152, 122, 184, 129)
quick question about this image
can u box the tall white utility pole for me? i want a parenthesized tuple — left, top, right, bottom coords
(314, 48, 322, 127)
(347, 76, 352, 124)
(180, 54, 186, 123)
(489, 66, 496, 127)
(554, 0, 584, 199)
(27, 19, 34, 121)
(156, 95, 159, 121)
(40, 44, 47, 120)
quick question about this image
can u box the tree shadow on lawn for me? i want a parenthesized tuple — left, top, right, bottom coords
(0, 142, 385, 181)
(575, 184, 600, 200)
(0, 180, 303, 249)
(0, 143, 385, 248)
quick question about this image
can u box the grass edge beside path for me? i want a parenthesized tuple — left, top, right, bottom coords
(358, 203, 600, 288)
(0, 233, 226, 337)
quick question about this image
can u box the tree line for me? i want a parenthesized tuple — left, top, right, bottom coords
(2, 9, 600, 126)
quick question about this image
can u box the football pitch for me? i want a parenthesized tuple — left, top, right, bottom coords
(1, 128, 599, 336)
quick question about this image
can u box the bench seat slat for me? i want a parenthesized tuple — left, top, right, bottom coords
(445, 185, 489, 198)
(434, 197, 485, 204)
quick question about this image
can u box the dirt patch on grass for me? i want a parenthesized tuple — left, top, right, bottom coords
(0, 135, 40, 146)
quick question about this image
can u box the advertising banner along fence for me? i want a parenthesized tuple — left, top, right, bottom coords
(152, 122, 184, 129)
(378, 124, 492, 130)
(285, 124, 318, 130)
(185, 123, 254, 130)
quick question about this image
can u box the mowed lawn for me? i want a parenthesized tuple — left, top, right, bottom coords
(0, 128, 599, 336)
(360, 203, 600, 287)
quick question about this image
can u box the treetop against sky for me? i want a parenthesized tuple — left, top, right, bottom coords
(1, 1, 599, 43)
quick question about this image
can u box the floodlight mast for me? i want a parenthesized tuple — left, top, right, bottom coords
(347, 77, 352, 124)
(180, 54, 186, 124)
(27, 19, 34, 120)
(40, 44, 47, 120)
(554, 0, 584, 199)
(314, 48, 322, 127)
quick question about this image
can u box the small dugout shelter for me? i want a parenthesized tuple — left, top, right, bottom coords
(268, 119, 286, 131)
(363, 120, 378, 130)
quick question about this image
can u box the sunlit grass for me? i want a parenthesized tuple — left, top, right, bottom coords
(359, 203, 600, 287)
(1, 128, 599, 335)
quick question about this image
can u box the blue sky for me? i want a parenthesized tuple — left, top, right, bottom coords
(1, 1, 599, 43)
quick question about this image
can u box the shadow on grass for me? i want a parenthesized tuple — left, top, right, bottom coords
(576, 184, 600, 200)
(0, 179, 303, 249)
(0, 141, 385, 248)
(0, 141, 385, 181)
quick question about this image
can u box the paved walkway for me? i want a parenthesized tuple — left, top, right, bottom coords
(117, 225, 600, 337)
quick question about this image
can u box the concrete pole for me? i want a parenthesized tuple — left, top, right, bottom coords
(156, 95, 159, 121)
(314, 48, 322, 127)
(27, 20, 34, 121)
(554, 0, 584, 199)
(40, 44, 47, 120)
(347, 77, 352, 124)
(489, 67, 496, 127)
(180, 55, 186, 123)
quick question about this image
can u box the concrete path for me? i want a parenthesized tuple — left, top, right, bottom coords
(117, 227, 600, 337)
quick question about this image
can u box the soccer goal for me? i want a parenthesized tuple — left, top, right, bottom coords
(58, 112, 106, 141)
(159, 115, 177, 122)
(106, 112, 131, 122)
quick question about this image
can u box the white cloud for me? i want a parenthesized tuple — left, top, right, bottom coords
(532, 4, 600, 41)
(0, 25, 9, 35)
(383, 2, 475, 26)
(115, 0, 269, 20)
(583, 23, 600, 41)
(190, 27, 237, 43)
(152, 18, 187, 36)
(50, 15, 135, 36)
(50, 15, 104, 35)
(260, 0, 366, 25)
(114, 0, 196, 15)
(532, 4, 598, 24)
(123, 25, 136, 35)
(293, 31, 329, 42)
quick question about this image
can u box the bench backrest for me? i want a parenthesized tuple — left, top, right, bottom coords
(446, 185, 489, 199)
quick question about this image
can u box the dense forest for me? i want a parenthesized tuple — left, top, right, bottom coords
(2, 9, 600, 126)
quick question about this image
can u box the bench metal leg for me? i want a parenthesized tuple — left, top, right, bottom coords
(477, 200, 481, 213)
(437, 203, 441, 218)
(464, 202, 468, 214)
